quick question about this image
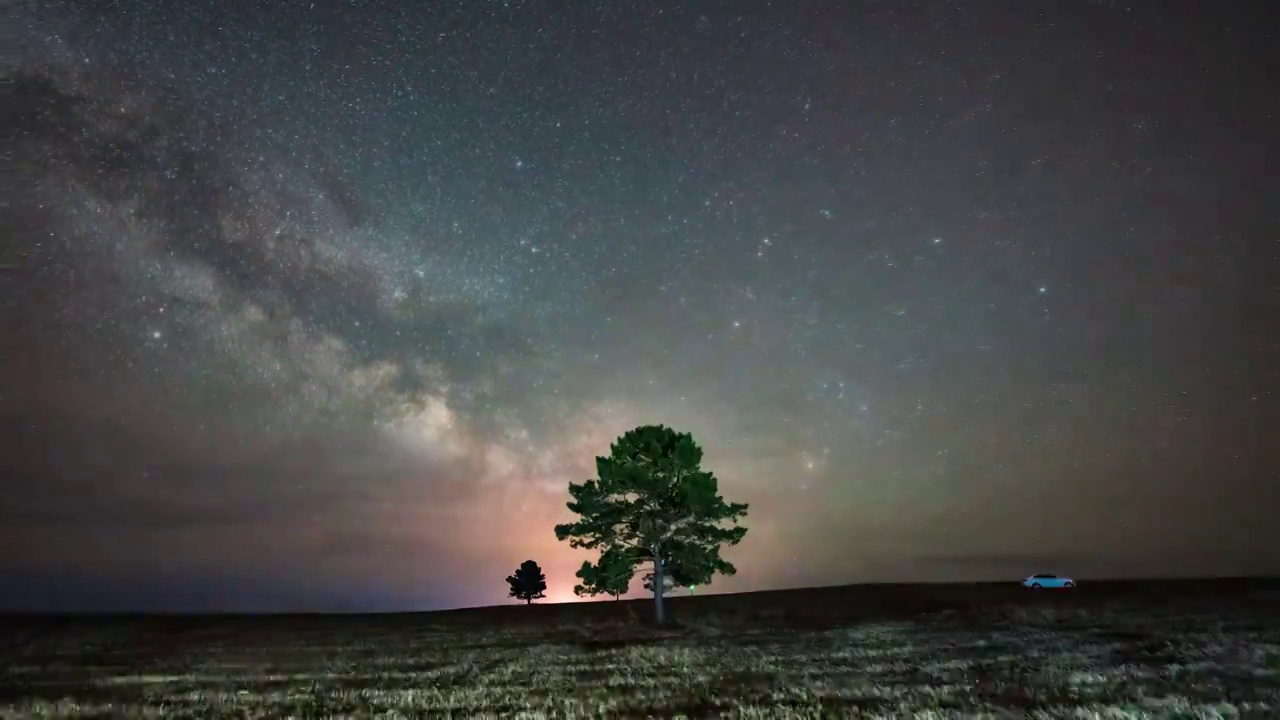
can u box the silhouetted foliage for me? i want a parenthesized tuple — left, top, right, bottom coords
(505, 559, 547, 604)
(574, 546, 634, 600)
(555, 424, 748, 624)
(642, 542, 711, 595)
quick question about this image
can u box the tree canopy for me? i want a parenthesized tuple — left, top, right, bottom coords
(573, 546, 634, 600)
(505, 559, 548, 604)
(554, 424, 748, 624)
(642, 540, 725, 593)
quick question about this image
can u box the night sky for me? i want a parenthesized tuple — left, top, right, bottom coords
(3, 0, 1276, 612)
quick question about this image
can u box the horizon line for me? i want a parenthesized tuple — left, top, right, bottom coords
(3, 574, 1275, 617)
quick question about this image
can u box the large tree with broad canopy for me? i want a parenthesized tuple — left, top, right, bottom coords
(554, 424, 748, 624)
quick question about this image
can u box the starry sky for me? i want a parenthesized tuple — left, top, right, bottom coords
(3, 0, 1276, 612)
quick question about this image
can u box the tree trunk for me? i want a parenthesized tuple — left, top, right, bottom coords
(653, 553, 666, 625)
(525, 597, 531, 605)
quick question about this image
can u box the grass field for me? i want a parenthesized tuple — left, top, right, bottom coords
(1, 578, 1277, 718)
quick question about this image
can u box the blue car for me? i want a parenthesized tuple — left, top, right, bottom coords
(1022, 573, 1075, 589)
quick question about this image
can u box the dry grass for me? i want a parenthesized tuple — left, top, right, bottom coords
(1, 579, 1276, 718)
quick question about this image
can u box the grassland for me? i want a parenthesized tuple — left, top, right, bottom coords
(1, 578, 1277, 718)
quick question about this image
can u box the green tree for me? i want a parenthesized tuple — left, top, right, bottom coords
(505, 559, 548, 604)
(554, 424, 748, 624)
(641, 541, 725, 594)
(573, 546, 635, 600)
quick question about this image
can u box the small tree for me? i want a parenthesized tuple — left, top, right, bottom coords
(555, 424, 748, 624)
(506, 559, 547, 604)
(574, 545, 634, 600)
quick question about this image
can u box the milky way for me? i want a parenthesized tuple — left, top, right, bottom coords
(3, 0, 1276, 611)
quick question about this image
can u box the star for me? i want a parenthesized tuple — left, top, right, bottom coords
(4, 0, 1272, 613)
